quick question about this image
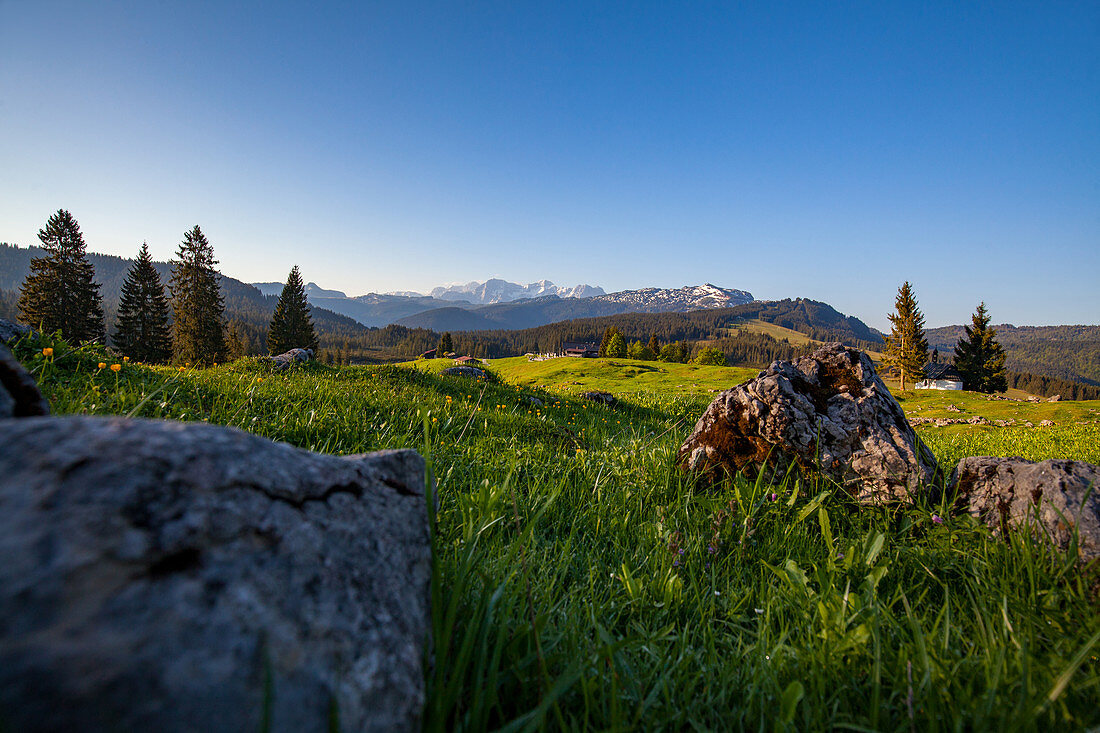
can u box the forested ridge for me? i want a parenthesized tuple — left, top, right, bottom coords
(926, 323, 1100, 386)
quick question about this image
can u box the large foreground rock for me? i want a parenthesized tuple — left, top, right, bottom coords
(951, 456, 1100, 563)
(0, 343, 50, 418)
(678, 343, 938, 503)
(0, 417, 431, 732)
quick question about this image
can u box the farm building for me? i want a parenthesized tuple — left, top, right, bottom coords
(562, 341, 599, 358)
(915, 361, 964, 390)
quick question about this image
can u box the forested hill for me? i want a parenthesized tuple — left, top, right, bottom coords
(925, 324, 1100, 386)
(0, 242, 372, 353)
(438, 298, 885, 358)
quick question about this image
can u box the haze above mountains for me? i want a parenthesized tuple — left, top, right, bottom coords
(250, 278, 755, 330)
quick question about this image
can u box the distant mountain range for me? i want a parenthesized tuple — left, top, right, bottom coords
(248, 278, 755, 330)
(429, 278, 604, 303)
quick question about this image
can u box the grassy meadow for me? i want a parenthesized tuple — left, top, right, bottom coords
(12, 336, 1100, 731)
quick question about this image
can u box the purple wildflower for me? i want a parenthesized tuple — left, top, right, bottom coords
(932, 514, 944, 525)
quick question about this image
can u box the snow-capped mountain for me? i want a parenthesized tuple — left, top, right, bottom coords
(429, 279, 605, 304)
(252, 281, 348, 298)
(590, 283, 754, 311)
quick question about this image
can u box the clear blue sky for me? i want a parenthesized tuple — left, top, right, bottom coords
(1, 1, 1097, 330)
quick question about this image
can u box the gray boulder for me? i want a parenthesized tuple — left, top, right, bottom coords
(440, 366, 486, 379)
(581, 390, 616, 406)
(950, 456, 1100, 563)
(678, 343, 938, 503)
(0, 344, 50, 418)
(0, 317, 32, 344)
(271, 347, 314, 371)
(0, 416, 431, 732)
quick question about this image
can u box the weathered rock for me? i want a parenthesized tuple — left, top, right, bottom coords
(581, 390, 616, 406)
(946, 404, 962, 412)
(441, 366, 486, 379)
(678, 343, 938, 503)
(0, 318, 32, 344)
(0, 416, 431, 733)
(0, 344, 50, 418)
(270, 347, 314, 371)
(1040, 419, 1055, 427)
(1048, 394, 1061, 402)
(950, 456, 1100, 563)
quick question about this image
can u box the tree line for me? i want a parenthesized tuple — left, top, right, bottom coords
(14, 209, 319, 364)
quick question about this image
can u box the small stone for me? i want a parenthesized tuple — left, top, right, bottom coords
(441, 366, 486, 379)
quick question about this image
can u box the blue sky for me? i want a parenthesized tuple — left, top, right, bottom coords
(1, 1, 1097, 330)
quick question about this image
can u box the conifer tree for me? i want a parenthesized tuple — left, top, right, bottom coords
(169, 225, 226, 365)
(606, 331, 627, 358)
(881, 281, 928, 390)
(436, 331, 454, 357)
(267, 265, 318, 355)
(227, 321, 248, 361)
(113, 242, 171, 363)
(598, 326, 620, 357)
(647, 335, 661, 354)
(954, 302, 1007, 393)
(18, 209, 104, 343)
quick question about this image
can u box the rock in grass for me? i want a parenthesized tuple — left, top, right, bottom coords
(0, 318, 32, 345)
(678, 343, 938, 503)
(581, 390, 616, 406)
(950, 456, 1100, 563)
(0, 416, 431, 733)
(0, 344, 50, 418)
(270, 347, 314, 371)
(441, 365, 486, 379)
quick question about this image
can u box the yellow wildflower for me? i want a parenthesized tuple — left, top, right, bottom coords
(123, 356, 130, 362)
(110, 364, 121, 372)
(42, 347, 53, 357)
(98, 362, 106, 370)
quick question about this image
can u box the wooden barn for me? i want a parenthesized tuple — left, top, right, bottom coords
(562, 341, 599, 358)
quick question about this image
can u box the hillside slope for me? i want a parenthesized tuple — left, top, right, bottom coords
(925, 324, 1100, 386)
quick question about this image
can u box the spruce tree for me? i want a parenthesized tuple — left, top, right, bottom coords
(114, 242, 171, 363)
(598, 326, 620, 357)
(954, 302, 1007, 393)
(169, 225, 226, 365)
(267, 265, 318, 355)
(606, 332, 627, 358)
(881, 281, 928, 390)
(18, 209, 104, 343)
(436, 331, 453, 357)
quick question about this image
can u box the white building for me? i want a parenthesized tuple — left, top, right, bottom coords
(915, 361, 964, 390)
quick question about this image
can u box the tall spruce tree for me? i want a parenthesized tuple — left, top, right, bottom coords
(114, 242, 171, 363)
(267, 265, 318, 354)
(882, 282, 928, 390)
(169, 226, 226, 365)
(598, 326, 620, 357)
(954, 302, 1007, 393)
(436, 331, 453, 357)
(606, 331, 627, 358)
(18, 209, 104, 343)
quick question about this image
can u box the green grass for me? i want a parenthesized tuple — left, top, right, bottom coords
(404, 355, 759, 398)
(12, 333, 1100, 731)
